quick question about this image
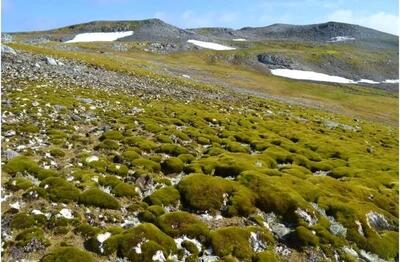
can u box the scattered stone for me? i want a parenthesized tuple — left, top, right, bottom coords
(86, 155, 99, 163)
(9, 201, 22, 210)
(366, 211, 391, 231)
(263, 212, 292, 239)
(58, 208, 74, 219)
(3, 149, 19, 160)
(71, 114, 82, 121)
(45, 57, 58, 66)
(249, 232, 267, 252)
(359, 250, 385, 262)
(97, 232, 112, 253)
(329, 220, 347, 236)
(152, 250, 166, 261)
(295, 208, 317, 226)
(342, 247, 358, 258)
(79, 98, 93, 104)
(1, 45, 17, 56)
(4, 130, 16, 137)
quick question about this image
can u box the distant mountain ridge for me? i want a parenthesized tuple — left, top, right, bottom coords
(8, 19, 398, 48)
(190, 21, 398, 48)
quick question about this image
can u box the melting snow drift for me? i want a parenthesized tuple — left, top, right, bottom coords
(232, 38, 247, 41)
(270, 69, 355, 84)
(187, 39, 236, 50)
(270, 69, 398, 85)
(328, 36, 356, 42)
(65, 31, 133, 43)
(384, 79, 400, 84)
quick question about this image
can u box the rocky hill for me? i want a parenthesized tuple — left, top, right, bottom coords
(10, 19, 207, 43)
(192, 21, 398, 49)
(8, 19, 398, 48)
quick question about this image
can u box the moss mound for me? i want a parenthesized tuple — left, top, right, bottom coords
(40, 247, 94, 262)
(79, 188, 120, 209)
(4, 156, 39, 174)
(145, 186, 180, 206)
(161, 157, 184, 174)
(118, 223, 177, 261)
(40, 177, 81, 203)
(211, 226, 274, 261)
(157, 211, 209, 242)
(178, 174, 256, 216)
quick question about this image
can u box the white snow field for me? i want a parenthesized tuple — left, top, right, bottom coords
(328, 36, 356, 42)
(65, 31, 133, 43)
(270, 69, 356, 84)
(232, 38, 247, 41)
(271, 69, 399, 85)
(187, 39, 236, 50)
(357, 79, 380, 84)
(383, 79, 400, 84)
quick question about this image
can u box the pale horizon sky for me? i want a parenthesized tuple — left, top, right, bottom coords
(2, 0, 399, 35)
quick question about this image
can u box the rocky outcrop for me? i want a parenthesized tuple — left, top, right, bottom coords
(257, 53, 294, 69)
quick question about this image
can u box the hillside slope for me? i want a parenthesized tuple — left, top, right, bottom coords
(1, 45, 399, 261)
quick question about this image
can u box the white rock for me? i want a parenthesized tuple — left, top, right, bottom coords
(10, 201, 22, 210)
(295, 208, 317, 226)
(86, 155, 99, 163)
(46, 57, 58, 66)
(58, 208, 73, 219)
(249, 232, 267, 252)
(133, 239, 146, 254)
(359, 249, 385, 262)
(32, 209, 44, 215)
(4, 130, 16, 137)
(343, 246, 358, 257)
(366, 211, 391, 230)
(152, 250, 166, 261)
(1, 45, 17, 55)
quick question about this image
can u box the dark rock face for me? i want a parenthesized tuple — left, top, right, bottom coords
(257, 54, 294, 69)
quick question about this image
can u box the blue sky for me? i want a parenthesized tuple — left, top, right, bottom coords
(2, 0, 399, 34)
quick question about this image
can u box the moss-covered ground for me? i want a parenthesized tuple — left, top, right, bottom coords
(2, 73, 398, 261)
(8, 41, 399, 126)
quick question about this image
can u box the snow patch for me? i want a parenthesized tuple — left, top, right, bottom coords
(383, 79, 400, 84)
(358, 79, 379, 84)
(271, 69, 355, 84)
(66, 31, 133, 43)
(187, 40, 236, 50)
(232, 38, 247, 41)
(328, 36, 355, 42)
